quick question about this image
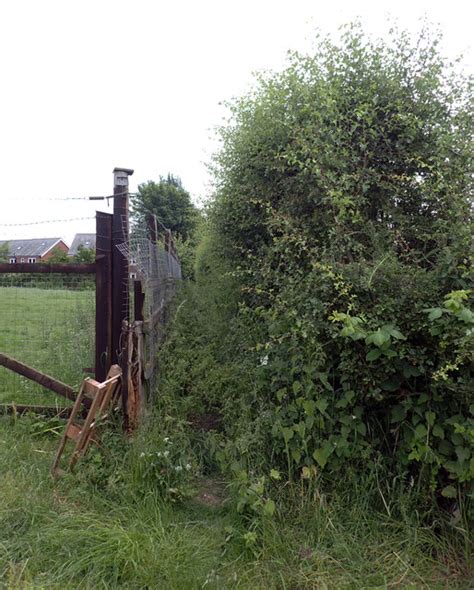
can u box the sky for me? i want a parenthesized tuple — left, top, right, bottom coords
(0, 0, 472, 245)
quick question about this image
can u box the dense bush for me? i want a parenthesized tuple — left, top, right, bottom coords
(194, 24, 473, 501)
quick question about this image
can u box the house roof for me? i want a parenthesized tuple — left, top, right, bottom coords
(0, 238, 66, 258)
(68, 233, 96, 256)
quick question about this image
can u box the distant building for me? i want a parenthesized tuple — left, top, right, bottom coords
(68, 233, 96, 257)
(0, 238, 69, 263)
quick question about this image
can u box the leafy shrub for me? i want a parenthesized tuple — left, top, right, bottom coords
(198, 23, 473, 503)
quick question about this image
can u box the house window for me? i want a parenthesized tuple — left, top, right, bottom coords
(28, 257, 36, 263)
(9, 258, 15, 264)
(20, 257, 25, 263)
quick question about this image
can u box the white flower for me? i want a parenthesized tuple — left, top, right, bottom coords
(352, 415, 356, 420)
(140, 452, 146, 457)
(156, 451, 162, 457)
(260, 355, 269, 366)
(185, 463, 192, 471)
(164, 437, 170, 443)
(163, 450, 170, 458)
(175, 465, 183, 472)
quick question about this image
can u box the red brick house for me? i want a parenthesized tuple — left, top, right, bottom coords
(0, 238, 69, 263)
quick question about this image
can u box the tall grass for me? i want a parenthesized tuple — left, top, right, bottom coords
(0, 415, 470, 589)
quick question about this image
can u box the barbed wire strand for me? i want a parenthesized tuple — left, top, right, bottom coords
(3, 191, 137, 202)
(0, 216, 95, 228)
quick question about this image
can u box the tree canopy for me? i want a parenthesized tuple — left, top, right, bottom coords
(132, 174, 198, 240)
(0, 242, 9, 262)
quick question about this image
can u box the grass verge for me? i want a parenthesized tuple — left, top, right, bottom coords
(0, 414, 471, 589)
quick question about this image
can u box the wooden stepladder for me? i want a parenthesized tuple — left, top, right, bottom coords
(51, 365, 122, 476)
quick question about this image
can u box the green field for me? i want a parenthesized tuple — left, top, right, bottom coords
(0, 284, 94, 405)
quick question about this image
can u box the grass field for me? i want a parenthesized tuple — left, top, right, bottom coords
(0, 282, 94, 405)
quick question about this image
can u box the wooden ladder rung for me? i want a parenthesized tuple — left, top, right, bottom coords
(51, 365, 122, 477)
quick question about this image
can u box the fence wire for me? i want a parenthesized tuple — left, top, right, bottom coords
(0, 273, 95, 405)
(117, 217, 181, 397)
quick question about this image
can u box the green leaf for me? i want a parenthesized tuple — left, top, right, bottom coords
(366, 328, 390, 348)
(313, 443, 333, 468)
(428, 308, 443, 321)
(458, 307, 474, 324)
(383, 324, 405, 340)
(391, 404, 406, 423)
(292, 381, 302, 394)
(303, 400, 315, 416)
(315, 398, 329, 415)
(441, 485, 457, 498)
(366, 348, 381, 361)
(264, 499, 276, 516)
(282, 427, 294, 443)
(291, 448, 302, 463)
(317, 372, 332, 391)
(425, 411, 436, 426)
(432, 424, 444, 439)
(270, 469, 281, 480)
(455, 446, 470, 463)
(415, 424, 427, 438)
(276, 388, 286, 402)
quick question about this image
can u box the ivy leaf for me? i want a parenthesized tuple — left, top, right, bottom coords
(425, 411, 436, 426)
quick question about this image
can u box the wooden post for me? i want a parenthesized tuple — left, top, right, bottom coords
(95, 211, 113, 382)
(111, 167, 133, 429)
(134, 280, 145, 322)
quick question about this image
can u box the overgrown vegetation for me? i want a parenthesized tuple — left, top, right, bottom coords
(0, 22, 472, 588)
(145, 21, 473, 576)
(1, 414, 470, 588)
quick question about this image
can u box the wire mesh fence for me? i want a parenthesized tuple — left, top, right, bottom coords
(117, 215, 182, 399)
(0, 272, 95, 405)
(0, 190, 181, 422)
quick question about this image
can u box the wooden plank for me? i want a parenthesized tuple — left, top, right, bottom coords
(0, 352, 89, 406)
(0, 263, 95, 274)
(95, 211, 113, 382)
